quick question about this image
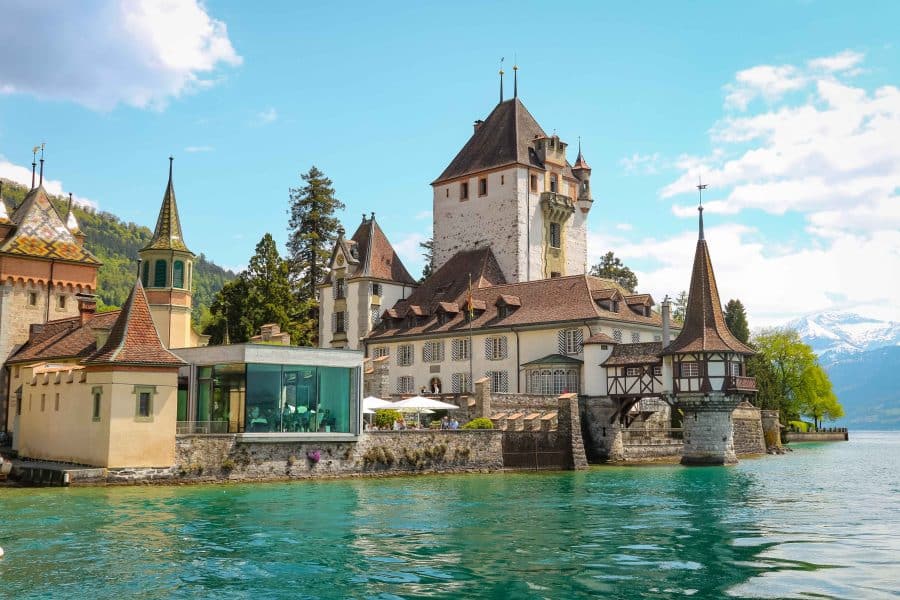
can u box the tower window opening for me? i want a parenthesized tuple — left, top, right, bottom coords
(478, 177, 487, 196)
(530, 174, 538, 192)
(141, 261, 149, 287)
(549, 222, 561, 248)
(550, 174, 558, 193)
(173, 261, 185, 288)
(460, 182, 469, 200)
(153, 259, 167, 287)
(28, 292, 38, 306)
(57, 295, 66, 309)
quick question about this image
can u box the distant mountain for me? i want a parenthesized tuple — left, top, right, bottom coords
(786, 312, 900, 364)
(1, 179, 234, 325)
(786, 311, 900, 430)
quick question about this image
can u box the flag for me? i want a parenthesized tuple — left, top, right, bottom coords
(466, 274, 474, 320)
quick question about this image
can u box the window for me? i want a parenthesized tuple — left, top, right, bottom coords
(613, 329, 623, 343)
(451, 338, 470, 361)
(460, 182, 469, 200)
(173, 260, 185, 288)
(370, 307, 381, 326)
(397, 375, 415, 394)
(28, 292, 37, 306)
(57, 295, 66, 309)
(134, 386, 156, 421)
(334, 278, 346, 299)
(153, 259, 167, 287)
(681, 362, 700, 377)
(631, 331, 640, 343)
(451, 373, 472, 394)
(445, 188, 449, 198)
(497, 305, 511, 319)
(423, 341, 445, 363)
(485, 336, 508, 360)
(625, 367, 641, 377)
(549, 222, 561, 248)
(550, 174, 558, 193)
(373, 346, 389, 359)
(527, 369, 578, 395)
(550, 271, 561, 278)
(55, 393, 60, 411)
(486, 370, 509, 393)
(653, 366, 662, 376)
(478, 177, 487, 196)
(530, 174, 538, 192)
(92, 387, 102, 421)
(397, 344, 414, 366)
(332, 311, 346, 334)
(371, 282, 383, 296)
(729, 362, 742, 377)
(558, 329, 584, 355)
(141, 261, 149, 287)
(41, 393, 46, 412)
(501, 174, 505, 185)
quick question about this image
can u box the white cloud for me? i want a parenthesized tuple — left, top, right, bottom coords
(807, 50, 865, 73)
(393, 231, 427, 275)
(414, 210, 432, 221)
(184, 145, 214, 153)
(615, 223, 633, 231)
(0, 157, 97, 208)
(255, 107, 278, 125)
(0, 0, 241, 110)
(619, 152, 662, 175)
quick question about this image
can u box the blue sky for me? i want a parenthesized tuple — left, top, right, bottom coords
(1, 1, 899, 326)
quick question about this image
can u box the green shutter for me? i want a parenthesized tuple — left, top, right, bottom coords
(141, 261, 149, 286)
(154, 259, 167, 287)
(173, 261, 185, 288)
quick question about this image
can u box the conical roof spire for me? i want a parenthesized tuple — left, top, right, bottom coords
(142, 156, 192, 254)
(573, 137, 591, 171)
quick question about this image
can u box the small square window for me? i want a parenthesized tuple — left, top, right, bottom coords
(478, 177, 487, 196)
(57, 295, 66, 309)
(530, 174, 538, 192)
(134, 386, 156, 421)
(460, 182, 469, 200)
(28, 292, 37, 306)
(92, 387, 102, 421)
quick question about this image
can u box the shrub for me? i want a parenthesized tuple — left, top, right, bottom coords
(462, 417, 494, 430)
(375, 409, 401, 429)
(220, 458, 235, 472)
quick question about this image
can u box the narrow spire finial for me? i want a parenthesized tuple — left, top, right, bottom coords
(136, 257, 143, 280)
(499, 57, 505, 103)
(31, 145, 38, 189)
(38, 143, 45, 186)
(697, 176, 708, 241)
(168, 156, 174, 182)
(513, 61, 518, 98)
(370, 211, 375, 221)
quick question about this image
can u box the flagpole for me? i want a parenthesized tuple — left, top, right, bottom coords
(467, 273, 474, 397)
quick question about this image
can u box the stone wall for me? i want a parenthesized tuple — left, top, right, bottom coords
(761, 410, 783, 450)
(579, 396, 619, 461)
(732, 401, 766, 456)
(622, 443, 683, 462)
(784, 431, 849, 442)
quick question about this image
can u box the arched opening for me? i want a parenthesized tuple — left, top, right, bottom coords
(153, 259, 167, 287)
(428, 377, 442, 394)
(173, 260, 185, 288)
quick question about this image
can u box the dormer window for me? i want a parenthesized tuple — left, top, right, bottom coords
(460, 182, 469, 200)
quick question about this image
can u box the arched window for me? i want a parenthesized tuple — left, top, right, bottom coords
(173, 260, 185, 288)
(153, 259, 167, 287)
(141, 261, 149, 287)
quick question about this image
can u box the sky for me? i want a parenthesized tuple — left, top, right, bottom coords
(1, 0, 898, 327)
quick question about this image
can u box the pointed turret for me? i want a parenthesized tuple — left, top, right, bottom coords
(572, 139, 593, 213)
(664, 208, 753, 355)
(142, 157, 192, 253)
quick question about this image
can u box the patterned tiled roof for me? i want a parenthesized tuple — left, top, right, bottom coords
(142, 160, 192, 253)
(663, 209, 755, 355)
(573, 148, 591, 171)
(434, 98, 576, 184)
(84, 279, 185, 367)
(341, 216, 416, 285)
(7, 311, 120, 364)
(584, 332, 617, 345)
(0, 186, 100, 264)
(603, 342, 663, 366)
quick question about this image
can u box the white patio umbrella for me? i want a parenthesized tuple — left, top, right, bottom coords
(362, 408, 376, 415)
(391, 396, 460, 411)
(363, 396, 395, 411)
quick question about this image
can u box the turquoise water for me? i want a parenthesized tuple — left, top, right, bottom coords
(1, 433, 898, 599)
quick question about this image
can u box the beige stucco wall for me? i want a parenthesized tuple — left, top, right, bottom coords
(15, 364, 178, 468)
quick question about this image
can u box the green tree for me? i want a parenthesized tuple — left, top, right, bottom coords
(419, 236, 434, 281)
(672, 290, 688, 324)
(797, 364, 844, 429)
(246, 233, 294, 330)
(204, 276, 255, 344)
(749, 329, 819, 420)
(589, 251, 638, 292)
(724, 299, 751, 343)
(287, 166, 345, 302)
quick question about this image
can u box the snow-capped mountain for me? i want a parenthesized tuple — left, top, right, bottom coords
(785, 312, 900, 363)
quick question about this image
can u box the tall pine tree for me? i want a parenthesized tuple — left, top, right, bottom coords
(724, 298, 751, 343)
(419, 236, 434, 281)
(589, 251, 638, 292)
(287, 166, 346, 301)
(672, 290, 688, 324)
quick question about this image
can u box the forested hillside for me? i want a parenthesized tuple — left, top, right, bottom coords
(1, 179, 234, 324)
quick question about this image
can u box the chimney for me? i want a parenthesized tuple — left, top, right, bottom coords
(76, 293, 97, 325)
(661, 296, 672, 346)
(473, 119, 484, 132)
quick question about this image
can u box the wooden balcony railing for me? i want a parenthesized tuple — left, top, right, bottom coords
(725, 375, 757, 393)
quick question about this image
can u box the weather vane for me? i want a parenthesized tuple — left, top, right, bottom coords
(697, 176, 708, 207)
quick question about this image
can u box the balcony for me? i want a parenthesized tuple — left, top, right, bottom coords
(724, 375, 757, 393)
(539, 192, 575, 222)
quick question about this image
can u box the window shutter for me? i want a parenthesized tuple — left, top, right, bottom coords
(558, 330, 566, 354)
(484, 338, 492, 359)
(331, 312, 336, 333)
(500, 337, 508, 359)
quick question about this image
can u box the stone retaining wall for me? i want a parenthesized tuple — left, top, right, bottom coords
(785, 431, 849, 442)
(622, 443, 683, 462)
(733, 401, 766, 455)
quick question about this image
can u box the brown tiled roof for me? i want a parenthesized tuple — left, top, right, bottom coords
(1, 186, 100, 265)
(434, 98, 576, 184)
(573, 149, 591, 171)
(584, 332, 617, 345)
(142, 160, 192, 253)
(625, 293, 654, 306)
(436, 302, 459, 313)
(664, 212, 755, 355)
(7, 311, 120, 364)
(83, 280, 185, 367)
(368, 265, 666, 341)
(496, 294, 521, 307)
(339, 216, 416, 285)
(603, 342, 663, 366)
(591, 288, 621, 301)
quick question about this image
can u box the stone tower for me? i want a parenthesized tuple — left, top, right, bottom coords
(431, 97, 592, 283)
(0, 183, 100, 431)
(662, 206, 757, 465)
(138, 158, 197, 349)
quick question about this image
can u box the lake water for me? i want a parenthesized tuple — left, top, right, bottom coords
(1, 432, 898, 599)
